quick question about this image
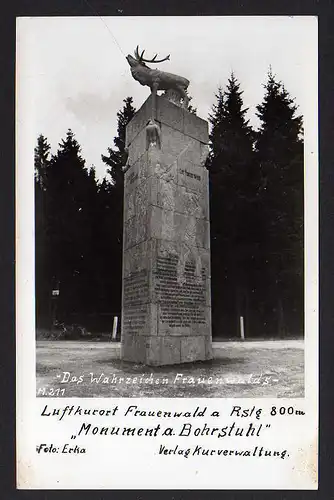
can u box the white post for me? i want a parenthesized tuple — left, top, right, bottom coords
(112, 316, 118, 340)
(240, 316, 245, 340)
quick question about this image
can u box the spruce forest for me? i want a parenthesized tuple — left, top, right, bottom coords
(35, 71, 304, 339)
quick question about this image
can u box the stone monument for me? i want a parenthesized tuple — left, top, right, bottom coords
(120, 47, 212, 365)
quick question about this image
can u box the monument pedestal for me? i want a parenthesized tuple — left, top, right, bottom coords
(121, 95, 212, 365)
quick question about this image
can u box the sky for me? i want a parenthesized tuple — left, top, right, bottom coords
(17, 16, 317, 180)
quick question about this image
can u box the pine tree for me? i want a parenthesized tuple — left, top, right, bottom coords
(34, 135, 51, 325)
(255, 69, 304, 336)
(34, 134, 51, 189)
(100, 97, 136, 316)
(207, 74, 258, 337)
(208, 77, 254, 172)
(93, 178, 120, 317)
(102, 97, 136, 189)
(44, 129, 98, 323)
(208, 75, 257, 209)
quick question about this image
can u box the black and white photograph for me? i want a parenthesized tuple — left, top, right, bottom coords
(16, 15, 318, 489)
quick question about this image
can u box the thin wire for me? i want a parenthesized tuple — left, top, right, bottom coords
(82, 0, 126, 57)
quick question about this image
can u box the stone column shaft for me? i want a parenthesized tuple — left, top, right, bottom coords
(121, 95, 212, 365)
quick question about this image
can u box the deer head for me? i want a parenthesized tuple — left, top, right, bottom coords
(126, 46, 170, 68)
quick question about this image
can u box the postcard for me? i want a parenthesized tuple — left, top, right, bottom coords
(16, 15, 318, 489)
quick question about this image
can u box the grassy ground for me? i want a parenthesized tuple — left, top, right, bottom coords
(36, 339, 304, 398)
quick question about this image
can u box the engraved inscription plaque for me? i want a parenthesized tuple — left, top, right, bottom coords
(123, 270, 149, 334)
(155, 255, 206, 328)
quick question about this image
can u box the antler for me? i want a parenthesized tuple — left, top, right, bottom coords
(134, 45, 170, 64)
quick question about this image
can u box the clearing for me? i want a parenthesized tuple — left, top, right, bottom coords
(36, 339, 304, 398)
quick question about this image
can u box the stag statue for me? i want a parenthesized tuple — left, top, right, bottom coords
(126, 46, 190, 114)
